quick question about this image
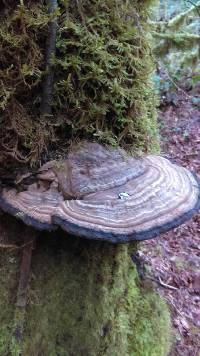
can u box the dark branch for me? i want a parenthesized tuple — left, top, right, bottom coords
(41, 0, 58, 116)
(186, 0, 200, 16)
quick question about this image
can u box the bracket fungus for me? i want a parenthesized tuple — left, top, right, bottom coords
(0, 142, 199, 243)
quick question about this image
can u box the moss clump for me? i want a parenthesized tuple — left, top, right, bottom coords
(129, 290, 171, 355)
(0, 0, 159, 168)
(53, 0, 159, 152)
(18, 233, 170, 356)
(152, 2, 200, 79)
(0, 251, 20, 356)
(0, 1, 54, 167)
(0, 217, 171, 356)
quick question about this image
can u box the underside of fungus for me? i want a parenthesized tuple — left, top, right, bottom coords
(0, 142, 199, 243)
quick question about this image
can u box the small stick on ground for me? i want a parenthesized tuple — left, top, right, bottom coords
(13, 228, 36, 344)
(0, 243, 18, 250)
(147, 275, 179, 291)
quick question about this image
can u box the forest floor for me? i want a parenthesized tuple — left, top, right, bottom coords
(141, 86, 200, 356)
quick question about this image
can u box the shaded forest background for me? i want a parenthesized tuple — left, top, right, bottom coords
(152, 0, 200, 104)
(142, 1, 200, 355)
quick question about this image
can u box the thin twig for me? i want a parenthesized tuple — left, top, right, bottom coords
(131, 254, 178, 291)
(157, 276, 178, 290)
(186, 0, 200, 16)
(158, 61, 192, 99)
(0, 243, 18, 250)
(41, 0, 58, 116)
(0, 240, 34, 251)
(146, 275, 178, 291)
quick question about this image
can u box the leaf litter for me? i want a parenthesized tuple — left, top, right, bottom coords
(141, 86, 200, 356)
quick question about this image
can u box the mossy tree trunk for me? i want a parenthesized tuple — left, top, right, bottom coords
(0, 222, 171, 356)
(0, 1, 172, 355)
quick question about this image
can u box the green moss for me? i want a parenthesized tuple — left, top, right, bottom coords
(0, 222, 171, 356)
(153, 32, 200, 46)
(167, 3, 200, 30)
(17, 233, 170, 356)
(53, 0, 158, 153)
(152, 2, 200, 79)
(0, 1, 52, 166)
(129, 290, 171, 355)
(0, 252, 20, 355)
(0, 0, 159, 167)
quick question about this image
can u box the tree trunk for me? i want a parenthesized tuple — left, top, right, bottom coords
(0, 0, 172, 355)
(0, 222, 171, 355)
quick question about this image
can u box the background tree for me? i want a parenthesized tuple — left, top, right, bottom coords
(152, 0, 200, 94)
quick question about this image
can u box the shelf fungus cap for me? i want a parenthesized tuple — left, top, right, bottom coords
(0, 143, 199, 243)
(0, 182, 63, 231)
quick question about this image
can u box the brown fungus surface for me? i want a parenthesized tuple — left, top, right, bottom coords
(0, 142, 199, 243)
